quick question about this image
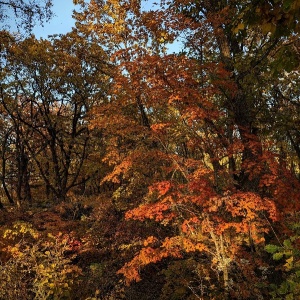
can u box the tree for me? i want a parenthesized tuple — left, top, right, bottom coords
(0, 31, 111, 203)
(0, 0, 54, 207)
(76, 0, 300, 298)
(0, 0, 298, 298)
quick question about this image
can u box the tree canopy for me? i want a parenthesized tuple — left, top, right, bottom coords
(0, 0, 53, 33)
(0, 0, 299, 299)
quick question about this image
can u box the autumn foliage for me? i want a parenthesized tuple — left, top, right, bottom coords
(0, 0, 299, 299)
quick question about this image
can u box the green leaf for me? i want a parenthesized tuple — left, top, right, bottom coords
(273, 252, 284, 260)
(279, 281, 289, 294)
(284, 239, 292, 248)
(295, 270, 300, 277)
(285, 293, 294, 300)
(265, 244, 280, 254)
(283, 0, 293, 10)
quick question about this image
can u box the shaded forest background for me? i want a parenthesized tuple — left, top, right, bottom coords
(0, 0, 300, 299)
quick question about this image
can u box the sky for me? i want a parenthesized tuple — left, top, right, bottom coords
(32, 0, 78, 38)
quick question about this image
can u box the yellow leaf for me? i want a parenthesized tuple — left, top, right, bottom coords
(233, 23, 245, 33)
(237, 23, 245, 30)
(261, 22, 276, 34)
(284, 256, 294, 271)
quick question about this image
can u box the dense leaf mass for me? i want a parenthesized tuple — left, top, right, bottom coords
(0, 0, 299, 299)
